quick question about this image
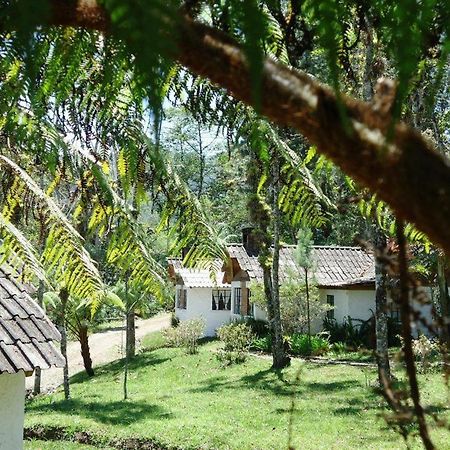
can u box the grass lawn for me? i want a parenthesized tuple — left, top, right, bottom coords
(25, 338, 449, 450)
(25, 440, 102, 449)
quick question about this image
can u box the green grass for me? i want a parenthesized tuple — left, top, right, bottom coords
(140, 330, 167, 352)
(25, 440, 102, 449)
(25, 341, 449, 450)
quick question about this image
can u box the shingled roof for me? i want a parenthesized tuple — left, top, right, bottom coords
(0, 267, 64, 375)
(227, 244, 375, 287)
(168, 259, 228, 288)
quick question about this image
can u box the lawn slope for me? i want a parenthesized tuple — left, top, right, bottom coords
(25, 340, 449, 449)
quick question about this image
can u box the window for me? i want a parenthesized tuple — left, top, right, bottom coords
(247, 289, 254, 317)
(326, 295, 335, 319)
(177, 289, 187, 309)
(233, 287, 241, 314)
(212, 289, 231, 311)
(233, 288, 253, 316)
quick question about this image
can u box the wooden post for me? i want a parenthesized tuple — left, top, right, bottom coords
(240, 281, 248, 316)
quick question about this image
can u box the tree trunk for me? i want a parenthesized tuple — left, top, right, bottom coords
(33, 280, 45, 395)
(58, 288, 70, 400)
(79, 324, 94, 377)
(374, 229, 391, 385)
(270, 151, 290, 369)
(126, 309, 136, 360)
(437, 254, 450, 344)
(305, 269, 311, 354)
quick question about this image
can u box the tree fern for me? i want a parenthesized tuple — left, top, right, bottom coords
(0, 155, 104, 299)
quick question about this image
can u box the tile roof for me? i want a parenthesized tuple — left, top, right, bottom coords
(0, 267, 64, 374)
(227, 244, 374, 287)
(168, 260, 228, 288)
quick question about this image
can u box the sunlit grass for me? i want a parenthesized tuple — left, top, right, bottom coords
(25, 339, 449, 449)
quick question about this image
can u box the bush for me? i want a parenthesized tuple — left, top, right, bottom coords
(323, 316, 402, 349)
(171, 313, 180, 328)
(411, 335, 441, 372)
(245, 318, 269, 338)
(217, 322, 254, 364)
(288, 334, 330, 356)
(330, 341, 347, 354)
(162, 318, 205, 354)
(251, 335, 272, 352)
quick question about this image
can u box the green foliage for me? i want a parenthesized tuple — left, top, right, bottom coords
(250, 335, 272, 353)
(323, 316, 369, 349)
(0, 155, 104, 301)
(216, 322, 254, 365)
(288, 333, 330, 357)
(250, 272, 328, 336)
(245, 318, 269, 338)
(162, 318, 205, 354)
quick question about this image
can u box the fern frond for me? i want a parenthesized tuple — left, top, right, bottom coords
(0, 213, 49, 284)
(0, 155, 104, 298)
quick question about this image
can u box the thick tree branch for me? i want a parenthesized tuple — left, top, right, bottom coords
(20, 1, 450, 254)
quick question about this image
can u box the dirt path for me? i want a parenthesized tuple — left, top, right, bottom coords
(26, 314, 170, 393)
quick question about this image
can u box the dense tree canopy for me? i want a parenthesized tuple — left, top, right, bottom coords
(1, 0, 449, 252)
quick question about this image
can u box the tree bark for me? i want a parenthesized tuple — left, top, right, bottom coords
(437, 254, 450, 344)
(126, 309, 136, 360)
(396, 221, 434, 450)
(271, 152, 290, 369)
(6, 0, 450, 254)
(59, 288, 70, 400)
(305, 268, 311, 354)
(374, 229, 391, 385)
(79, 324, 94, 377)
(33, 280, 45, 395)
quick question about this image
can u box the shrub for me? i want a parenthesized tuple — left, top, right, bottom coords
(289, 333, 330, 356)
(171, 313, 180, 328)
(217, 322, 254, 364)
(323, 316, 402, 349)
(251, 335, 272, 352)
(411, 335, 441, 372)
(245, 318, 269, 338)
(163, 318, 205, 354)
(330, 341, 347, 354)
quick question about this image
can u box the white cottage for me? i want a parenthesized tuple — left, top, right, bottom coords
(0, 266, 64, 449)
(169, 231, 434, 337)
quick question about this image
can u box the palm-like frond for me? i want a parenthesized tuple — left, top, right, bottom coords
(0, 155, 104, 298)
(0, 212, 48, 284)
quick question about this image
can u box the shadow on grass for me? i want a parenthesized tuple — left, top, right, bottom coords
(191, 368, 296, 396)
(27, 398, 173, 425)
(69, 352, 171, 385)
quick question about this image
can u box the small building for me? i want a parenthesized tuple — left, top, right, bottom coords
(169, 230, 434, 337)
(0, 266, 64, 449)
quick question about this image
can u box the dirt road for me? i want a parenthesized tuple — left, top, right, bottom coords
(26, 314, 170, 393)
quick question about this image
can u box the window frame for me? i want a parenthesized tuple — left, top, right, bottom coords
(177, 288, 187, 310)
(211, 288, 232, 311)
(233, 287, 241, 315)
(326, 294, 335, 320)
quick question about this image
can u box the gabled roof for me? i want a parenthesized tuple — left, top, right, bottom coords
(227, 244, 374, 287)
(168, 259, 228, 288)
(0, 267, 64, 374)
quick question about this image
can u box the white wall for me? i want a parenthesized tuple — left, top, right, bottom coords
(176, 287, 232, 336)
(347, 290, 376, 322)
(320, 289, 350, 324)
(0, 371, 25, 450)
